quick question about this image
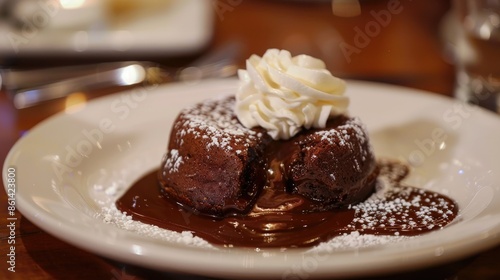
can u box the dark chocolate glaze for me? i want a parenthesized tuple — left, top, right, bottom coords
(116, 160, 458, 248)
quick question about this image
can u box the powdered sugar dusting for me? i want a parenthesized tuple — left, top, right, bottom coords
(97, 188, 410, 252)
(99, 205, 214, 249)
(164, 149, 183, 173)
(162, 96, 267, 175)
(315, 117, 366, 145)
(313, 117, 371, 165)
(174, 96, 260, 150)
(97, 159, 456, 252)
(349, 186, 455, 233)
(308, 231, 411, 252)
(95, 96, 457, 252)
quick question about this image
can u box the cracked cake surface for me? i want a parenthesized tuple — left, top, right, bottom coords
(159, 96, 378, 217)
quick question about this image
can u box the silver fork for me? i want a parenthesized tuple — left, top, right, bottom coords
(1, 41, 241, 109)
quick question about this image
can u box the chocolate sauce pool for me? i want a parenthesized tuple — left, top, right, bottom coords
(116, 160, 458, 248)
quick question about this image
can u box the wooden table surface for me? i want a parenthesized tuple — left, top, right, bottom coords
(1, 1, 499, 279)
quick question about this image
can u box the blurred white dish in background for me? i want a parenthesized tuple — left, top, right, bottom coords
(105, 0, 175, 27)
(10, 0, 105, 31)
(0, 0, 213, 56)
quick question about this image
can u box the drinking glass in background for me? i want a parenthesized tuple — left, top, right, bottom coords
(452, 0, 500, 113)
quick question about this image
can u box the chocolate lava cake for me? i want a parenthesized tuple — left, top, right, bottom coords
(159, 96, 378, 217)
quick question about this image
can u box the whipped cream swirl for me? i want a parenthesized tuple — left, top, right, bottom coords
(235, 49, 349, 140)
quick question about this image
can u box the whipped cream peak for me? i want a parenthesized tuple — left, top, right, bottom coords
(235, 49, 349, 140)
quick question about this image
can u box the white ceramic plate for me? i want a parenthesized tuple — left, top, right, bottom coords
(0, 0, 213, 56)
(3, 79, 500, 279)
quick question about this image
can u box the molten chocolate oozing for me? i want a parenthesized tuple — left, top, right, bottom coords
(158, 97, 378, 217)
(116, 160, 458, 248)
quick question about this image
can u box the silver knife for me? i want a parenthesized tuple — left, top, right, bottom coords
(1, 42, 240, 109)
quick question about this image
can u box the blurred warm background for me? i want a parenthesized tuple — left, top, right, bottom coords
(1, 1, 500, 279)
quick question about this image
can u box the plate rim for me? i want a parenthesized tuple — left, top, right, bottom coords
(3, 78, 500, 278)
